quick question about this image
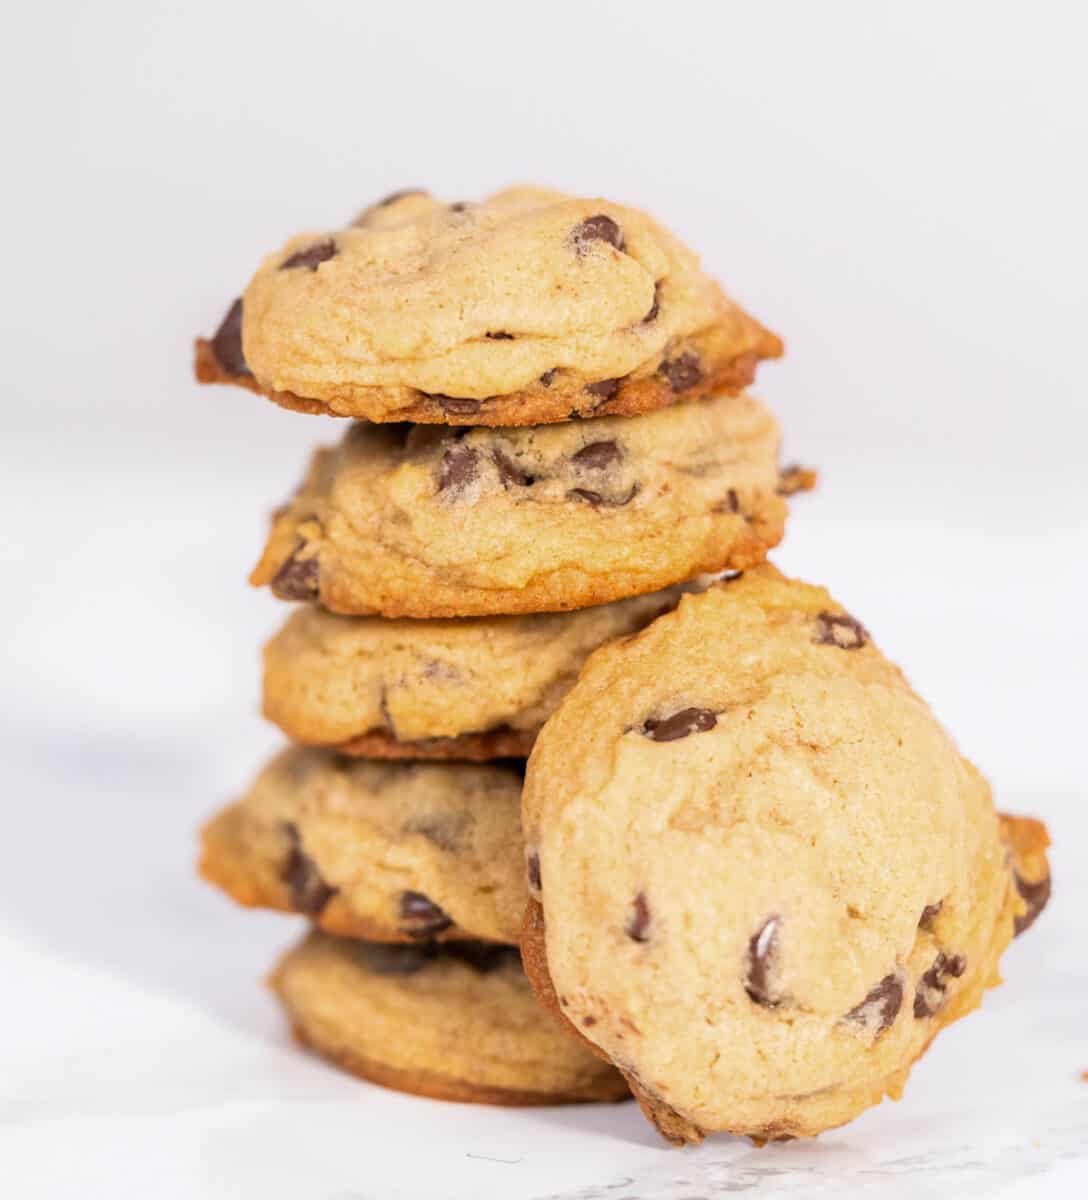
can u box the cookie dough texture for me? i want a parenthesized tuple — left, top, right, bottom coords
(250, 392, 787, 618)
(263, 581, 705, 758)
(200, 750, 526, 944)
(271, 932, 629, 1105)
(195, 186, 782, 425)
(520, 566, 1045, 1143)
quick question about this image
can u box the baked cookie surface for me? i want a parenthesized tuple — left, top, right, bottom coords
(262, 581, 705, 758)
(250, 393, 789, 618)
(271, 931, 628, 1105)
(519, 566, 1049, 1143)
(200, 749, 526, 944)
(195, 186, 781, 425)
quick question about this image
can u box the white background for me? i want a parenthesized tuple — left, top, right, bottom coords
(1, 2, 1085, 1197)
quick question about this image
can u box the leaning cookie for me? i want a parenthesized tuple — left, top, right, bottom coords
(520, 566, 1050, 1144)
(195, 186, 781, 426)
(271, 932, 629, 1105)
(200, 750, 526, 944)
(250, 393, 789, 618)
(263, 581, 709, 758)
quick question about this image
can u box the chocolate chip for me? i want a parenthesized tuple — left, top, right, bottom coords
(571, 440, 622, 470)
(526, 851, 542, 891)
(844, 973, 903, 1035)
(399, 891, 453, 937)
(485, 331, 514, 340)
(642, 707, 717, 742)
(445, 942, 519, 973)
(626, 893, 652, 942)
(919, 901, 943, 930)
(355, 942, 435, 976)
(586, 377, 621, 400)
(448, 201, 469, 213)
(745, 915, 784, 1007)
(567, 483, 639, 508)
(713, 489, 740, 514)
(492, 448, 534, 488)
(271, 544, 319, 602)
(777, 464, 817, 496)
(429, 394, 483, 416)
(913, 951, 967, 1018)
(1013, 871, 1051, 936)
(539, 369, 558, 387)
(438, 445, 479, 492)
(281, 823, 336, 915)
(813, 611, 869, 650)
(209, 297, 250, 377)
(642, 282, 662, 324)
(658, 352, 702, 392)
(280, 239, 338, 271)
(583, 1015, 597, 1027)
(378, 188, 427, 207)
(570, 214, 625, 253)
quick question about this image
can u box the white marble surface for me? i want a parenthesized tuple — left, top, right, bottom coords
(3, 2, 1086, 1195)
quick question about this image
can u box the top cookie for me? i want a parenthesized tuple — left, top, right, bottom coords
(520, 566, 1038, 1144)
(194, 186, 782, 425)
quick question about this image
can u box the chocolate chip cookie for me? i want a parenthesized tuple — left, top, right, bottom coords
(519, 566, 1051, 1144)
(195, 186, 781, 425)
(250, 393, 790, 618)
(262, 580, 709, 759)
(200, 749, 526, 944)
(271, 931, 628, 1105)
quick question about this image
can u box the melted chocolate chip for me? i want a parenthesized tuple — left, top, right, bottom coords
(492, 448, 534, 487)
(658, 352, 702, 392)
(714, 489, 740, 514)
(570, 214, 625, 253)
(429, 394, 483, 416)
(438, 445, 479, 492)
(1013, 870, 1051, 936)
(280, 239, 338, 271)
(526, 851, 542, 891)
(210, 297, 251, 377)
(583, 1015, 597, 1027)
(445, 942, 519, 973)
(642, 707, 717, 742)
(571, 440, 622, 470)
(399, 891, 453, 937)
(642, 283, 662, 324)
(626, 892, 652, 942)
(586, 377, 621, 401)
(813, 611, 869, 650)
(539, 369, 558, 387)
(913, 951, 967, 1018)
(919, 901, 943, 930)
(281, 823, 336, 915)
(485, 331, 514, 340)
(844, 973, 903, 1035)
(777, 464, 817, 496)
(567, 483, 639, 508)
(745, 915, 784, 1007)
(271, 544, 319, 602)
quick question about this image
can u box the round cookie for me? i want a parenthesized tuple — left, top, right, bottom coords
(271, 932, 629, 1105)
(194, 186, 782, 425)
(200, 749, 526, 944)
(519, 566, 1047, 1144)
(249, 392, 789, 618)
(262, 581, 708, 759)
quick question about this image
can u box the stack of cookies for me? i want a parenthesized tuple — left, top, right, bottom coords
(195, 187, 1050, 1139)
